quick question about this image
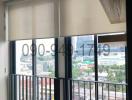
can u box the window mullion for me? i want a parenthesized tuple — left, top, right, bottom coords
(65, 37, 72, 100)
(32, 39, 37, 100)
(94, 35, 98, 100)
(32, 39, 36, 76)
(54, 38, 60, 100)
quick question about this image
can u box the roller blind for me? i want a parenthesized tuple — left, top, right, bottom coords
(8, 0, 59, 40)
(7, 0, 126, 40)
(60, 0, 126, 37)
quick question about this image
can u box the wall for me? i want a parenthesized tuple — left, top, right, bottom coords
(0, 2, 8, 100)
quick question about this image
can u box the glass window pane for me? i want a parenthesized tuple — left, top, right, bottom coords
(72, 35, 95, 100)
(97, 34, 126, 100)
(36, 38, 55, 100)
(72, 35, 95, 80)
(98, 41, 126, 83)
(16, 40, 32, 75)
(36, 38, 55, 77)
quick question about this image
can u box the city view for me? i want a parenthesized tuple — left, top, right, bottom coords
(72, 35, 126, 100)
(15, 35, 126, 100)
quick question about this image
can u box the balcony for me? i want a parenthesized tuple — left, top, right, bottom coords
(9, 74, 127, 100)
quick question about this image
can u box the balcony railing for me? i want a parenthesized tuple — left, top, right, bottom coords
(9, 74, 127, 100)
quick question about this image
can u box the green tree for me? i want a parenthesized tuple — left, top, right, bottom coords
(72, 66, 80, 79)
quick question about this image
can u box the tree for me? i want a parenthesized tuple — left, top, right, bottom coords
(85, 67, 94, 75)
(72, 66, 80, 79)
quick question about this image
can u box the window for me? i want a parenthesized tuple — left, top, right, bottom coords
(10, 33, 127, 100)
(97, 34, 126, 100)
(71, 35, 95, 100)
(16, 40, 32, 75)
(15, 38, 55, 76)
(69, 33, 127, 100)
(98, 41, 126, 83)
(36, 38, 55, 99)
(13, 38, 56, 100)
(36, 38, 55, 77)
(72, 35, 95, 80)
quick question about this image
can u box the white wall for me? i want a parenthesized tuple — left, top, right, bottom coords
(0, 2, 8, 100)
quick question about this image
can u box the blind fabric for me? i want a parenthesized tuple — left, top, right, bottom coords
(7, 0, 126, 40)
(8, 0, 59, 40)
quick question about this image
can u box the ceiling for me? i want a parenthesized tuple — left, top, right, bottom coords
(100, 0, 126, 24)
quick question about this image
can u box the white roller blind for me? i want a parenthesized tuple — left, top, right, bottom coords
(60, 0, 126, 37)
(7, 0, 126, 40)
(8, 0, 59, 40)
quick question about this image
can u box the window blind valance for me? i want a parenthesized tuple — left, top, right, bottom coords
(7, 0, 59, 40)
(7, 0, 126, 40)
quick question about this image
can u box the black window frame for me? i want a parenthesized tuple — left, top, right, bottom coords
(10, 34, 128, 100)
